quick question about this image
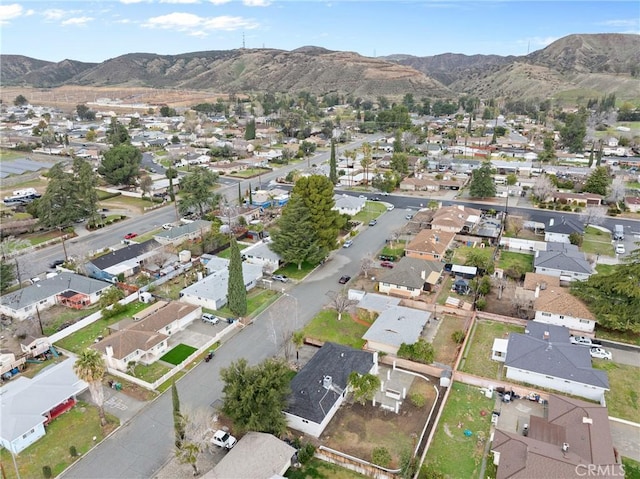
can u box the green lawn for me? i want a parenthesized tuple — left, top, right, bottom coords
(595, 264, 617, 275)
(593, 361, 640, 422)
(352, 202, 387, 223)
(229, 167, 271, 178)
(55, 302, 151, 352)
(302, 309, 369, 349)
(159, 343, 197, 365)
(595, 327, 640, 346)
(0, 403, 119, 479)
(452, 245, 493, 266)
(276, 261, 318, 280)
(582, 226, 615, 256)
(286, 457, 367, 479)
(497, 251, 534, 273)
(431, 315, 468, 366)
(216, 242, 250, 259)
(425, 382, 495, 479)
(43, 305, 101, 337)
(130, 361, 172, 383)
(380, 240, 407, 259)
(622, 457, 640, 479)
(459, 320, 524, 379)
(217, 288, 280, 319)
(436, 277, 471, 306)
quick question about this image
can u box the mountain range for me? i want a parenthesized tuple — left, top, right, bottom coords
(2, 33, 639, 101)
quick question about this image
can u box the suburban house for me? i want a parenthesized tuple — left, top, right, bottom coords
(180, 257, 263, 310)
(534, 242, 593, 282)
(405, 229, 456, 261)
(543, 217, 583, 243)
(377, 257, 443, 297)
(552, 192, 603, 207)
(430, 205, 482, 233)
(492, 395, 620, 478)
(0, 359, 87, 454)
(250, 188, 289, 208)
(625, 196, 640, 213)
(284, 342, 377, 438)
(202, 432, 296, 479)
(497, 322, 609, 402)
(242, 239, 282, 273)
(362, 305, 431, 355)
(332, 194, 366, 216)
(86, 240, 162, 282)
(399, 177, 440, 192)
(153, 220, 211, 246)
(0, 272, 112, 321)
(92, 301, 201, 372)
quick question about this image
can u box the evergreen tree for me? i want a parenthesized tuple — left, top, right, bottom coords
(37, 163, 84, 227)
(178, 167, 220, 217)
(165, 167, 178, 202)
(238, 183, 243, 205)
(227, 238, 247, 317)
(244, 119, 256, 140)
(292, 175, 346, 251)
(98, 144, 142, 186)
(270, 197, 326, 269)
(583, 166, 610, 196)
(0, 263, 16, 293)
(105, 117, 131, 146)
(469, 161, 496, 198)
(329, 140, 338, 184)
(559, 108, 587, 153)
(73, 157, 99, 224)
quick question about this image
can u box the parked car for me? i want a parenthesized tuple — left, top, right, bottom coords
(380, 261, 394, 268)
(589, 347, 612, 360)
(338, 275, 351, 284)
(570, 335, 602, 347)
(358, 195, 366, 199)
(272, 274, 289, 283)
(343, 239, 353, 248)
(386, 205, 395, 211)
(211, 429, 237, 449)
(615, 244, 625, 254)
(405, 214, 413, 220)
(49, 259, 65, 269)
(371, 197, 380, 201)
(379, 255, 396, 262)
(124, 233, 138, 239)
(162, 223, 173, 230)
(368, 219, 377, 226)
(380, 192, 389, 196)
(202, 313, 220, 325)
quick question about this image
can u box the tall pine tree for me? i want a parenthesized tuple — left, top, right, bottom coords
(172, 382, 185, 449)
(329, 140, 337, 184)
(469, 161, 496, 198)
(227, 238, 247, 317)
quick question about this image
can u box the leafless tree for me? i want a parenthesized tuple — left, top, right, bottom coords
(360, 254, 374, 277)
(149, 246, 173, 269)
(507, 216, 525, 237)
(580, 206, 607, 226)
(531, 175, 555, 202)
(327, 288, 357, 321)
(512, 289, 534, 319)
(139, 174, 153, 200)
(176, 406, 215, 476)
(607, 177, 626, 205)
(388, 227, 403, 249)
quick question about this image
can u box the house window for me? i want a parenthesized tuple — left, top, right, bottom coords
(579, 319, 590, 324)
(541, 312, 551, 317)
(406, 287, 414, 292)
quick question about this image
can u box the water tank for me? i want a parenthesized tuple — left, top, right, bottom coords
(179, 250, 192, 263)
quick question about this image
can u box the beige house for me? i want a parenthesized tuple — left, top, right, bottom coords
(431, 205, 482, 233)
(405, 229, 456, 261)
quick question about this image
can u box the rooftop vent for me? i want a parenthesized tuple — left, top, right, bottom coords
(322, 375, 333, 390)
(582, 417, 593, 424)
(562, 443, 570, 452)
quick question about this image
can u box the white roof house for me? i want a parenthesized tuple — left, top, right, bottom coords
(332, 194, 366, 216)
(362, 305, 431, 355)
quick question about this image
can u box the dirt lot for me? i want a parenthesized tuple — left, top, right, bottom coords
(482, 277, 519, 318)
(319, 379, 436, 468)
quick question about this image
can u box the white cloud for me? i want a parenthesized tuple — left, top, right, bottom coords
(160, 0, 201, 3)
(599, 19, 639, 28)
(143, 12, 259, 32)
(62, 16, 94, 26)
(209, 0, 232, 4)
(243, 0, 271, 6)
(120, 0, 149, 4)
(0, 3, 22, 24)
(42, 9, 67, 21)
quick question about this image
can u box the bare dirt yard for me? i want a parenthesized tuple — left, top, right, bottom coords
(482, 277, 519, 318)
(319, 379, 436, 469)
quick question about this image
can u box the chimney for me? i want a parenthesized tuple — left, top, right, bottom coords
(105, 345, 114, 357)
(322, 375, 333, 390)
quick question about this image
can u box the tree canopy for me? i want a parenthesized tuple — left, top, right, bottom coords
(178, 167, 220, 217)
(559, 108, 587, 153)
(105, 118, 131, 146)
(73, 349, 107, 426)
(98, 144, 142, 186)
(0, 263, 16, 293)
(583, 166, 611, 196)
(571, 245, 640, 333)
(291, 175, 346, 251)
(220, 358, 291, 435)
(468, 161, 496, 198)
(329, 140, 337, 184)
(269, 196, 326, 269)
(227, 238, 247, 317)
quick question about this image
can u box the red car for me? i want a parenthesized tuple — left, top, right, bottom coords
(124, 233, 138, 239)
(380, 261, 394, 268)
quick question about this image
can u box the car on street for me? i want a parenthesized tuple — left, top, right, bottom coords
(570, 335, 602, 347)
(124, 233, 138, 239)
(368, 219, 377, 226)
(211, 429, 237, 449)
(162, 223, 173, 230)
(380, 192, 389, 196)
(338, 275, 351, 284)
(372, 197, 380, 201)
(49, 259, 65, 269)
(359, 195, 366, 199)
(380, 261, 394, 268)
(405, 214, 413, 220)
(615, 244, 625, 254)
(202, 313, 220, 325)
(590, 347, 612, 360)
(343, 239, 353, 248)
(386, 205, 395, 211)
(272, 274, 289, 283)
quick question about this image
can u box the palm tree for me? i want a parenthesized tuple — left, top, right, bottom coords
(360, 142, 372, 188)
(74, 349, 107, 426)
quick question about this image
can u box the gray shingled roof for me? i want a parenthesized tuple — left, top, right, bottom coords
(356, 293, 401, 313)
(378, 257, 443, 289)
(90, 239, 160, 270)
(505, 332, 609, 389)
(285, 342, 373, 424)
(153, 220, 210, 241)
(0, 272, 112, 310)
(534, 248, 592, 274)
(546, 217, 583, 235)
(363, 306, 430, 349)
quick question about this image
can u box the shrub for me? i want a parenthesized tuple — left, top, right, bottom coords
(43, 466, 52, 479)
(410, 392, 426, 408)
(372, 447, 392, 467)
(475, 298, 487, 310)
(451, 330, 466, 344)
(297, 443, 316, 464)
(70, 445, 78, 457)
(562, 205, 572, 211)
(397, 339, 435, 364)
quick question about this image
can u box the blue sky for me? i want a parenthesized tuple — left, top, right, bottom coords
(1, 1, 638, 63)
